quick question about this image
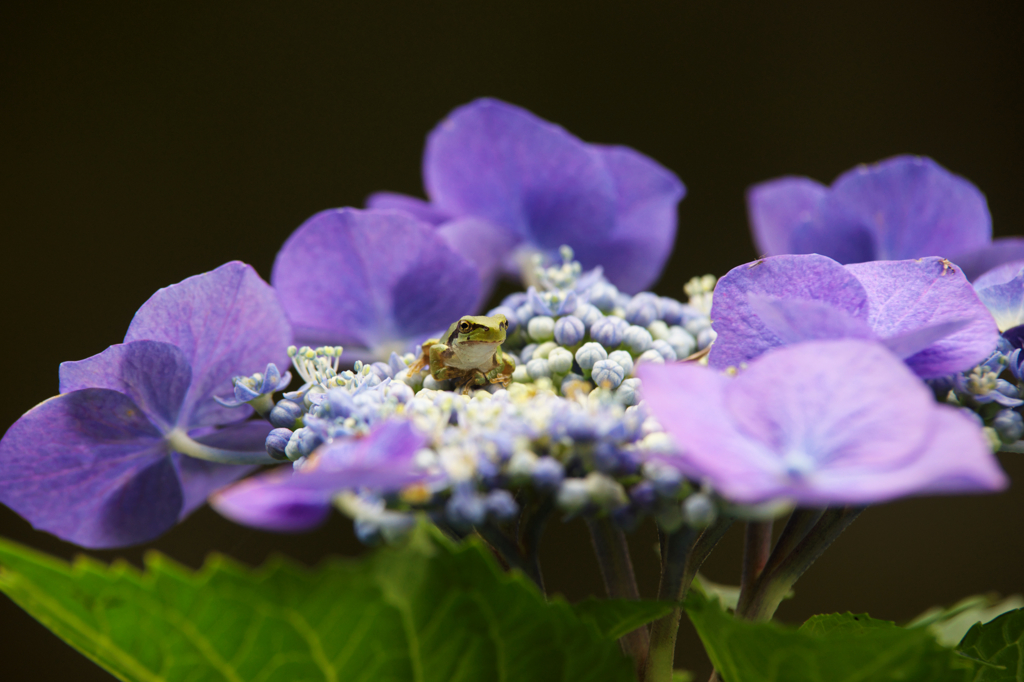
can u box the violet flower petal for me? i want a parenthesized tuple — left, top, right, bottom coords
(365, 191, 453, 225)
(745, 295, 875, 345)
(211, 420, 428, 532)
(272, 208, 480, 353)
(826, 156, 991, 261)
(708, 254, 869, 369)
(436, 216, 522, 300)
(954, 238, 1024, 282)
(574, 145, 686, 293)
(0, 389, 181, 548)
(974, 262, 1024, 332)
(847, 258, 998, 377)
(124, 261, 292, 428)
(58, 341, 192, 433)
(746, 176, 829, 257)
(639, 340, 1007, 506)
(424, 98, 618, 249)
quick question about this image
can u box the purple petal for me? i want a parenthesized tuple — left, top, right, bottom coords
(880, 319, 971, 360)
(0, 389, 181, 548)
(745, 295, 875, 345)
(436, 216, 522, 301)
(272, 208, 480, 353)
(974, 264, 1024, 332)
(640, 340, 1007, 506)
(708, 255, 868, 369)
(210, 420, 428, 532)
(174, 420, 271, 517)
(124, 261, 293, 429)
(366, 191, 453, 226)
(847, 258, 999, 377)
(58, 341, 192, 433)
(210, 471, 332, 532)
(424, 98, 618, 251)
(827, 156, 991, 261)
(954, 238, 1024, 282)
(791, 196, 878, 264)
(572, 145, 685, 293)
(746, 176, 828, 257)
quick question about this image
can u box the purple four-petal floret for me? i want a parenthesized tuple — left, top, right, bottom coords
(0, 262, 293, 548)
(709, 254, 999, 379)
(747, 155, 1024, 281)
(639, 340, 1008, 506)
(368, 98, 686, 294)
(211, 420, 430, 532)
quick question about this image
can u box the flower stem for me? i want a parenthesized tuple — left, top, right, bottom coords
(165, 429, 278, 465)
(739, 506, 865, 622)
(643, 516, 734, 682)
(735, 520, 773, 615)
(586, 517, 649, 678)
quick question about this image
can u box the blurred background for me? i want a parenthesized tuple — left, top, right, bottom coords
(1, 2, 1022, 679)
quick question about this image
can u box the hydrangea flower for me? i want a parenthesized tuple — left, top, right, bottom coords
(0, 262, 292, 548)
(709, 254, 998, 378)
(210, 420, 428, 532)
(639, 340, 1008, 506)
(272, 208, 481, 357)
(368, 98, 686, 293)
(974, 260, 1024, 338)
(747, 155, 1024, 280)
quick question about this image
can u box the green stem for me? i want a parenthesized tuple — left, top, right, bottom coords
(759, 508, 824, 580)
(740, 506, 865, 622)
(586, 518, 649, 678)
(520, 496, 553, 594)
(735, 520, 773, 615)
(165, 429, 278, 465)
(643, 516, 733, 682)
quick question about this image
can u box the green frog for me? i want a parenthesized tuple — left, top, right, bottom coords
(409, 314, 516, 393)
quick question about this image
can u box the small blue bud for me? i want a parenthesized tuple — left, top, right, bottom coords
(995, 379, 1021, 399)
(590, 316, 625, 348)
(269, 399, 305, 428)
(519, 343, 538, 364)
(515, 302, 536, 327)
(526, 357, 552, 380)
(265, 428, 293, 461)
(659, 297, 686, 325)
(648, 464, 683, 498)
(622, 325, 653, 354)
(625, 293, 660, 327)
(629, 481, 657, 511)
(476, 458, 502, 488)
(370, 362, 393, 380)
(532, 457, 565, 491)
(484, 489, 519, 522)
(488, 305, 519, 335)
(697, 327, 717, 350)
(528, 316, 556, 342)
(446, 492, 487, 529)
(637, 350, 665, 366)
(575, 342, 608, 374)
(295, 427, 323, 458)
(592, 359, 625, 389)
(682, 494, 717, 528)
(588, 282, 620, 312)
(547, 347, 574, 375)
(667, 326, 697, 359)
(554, 315, 585, 346)
(616, 378, 641, 406)
(650, 339, 678, 362)
(992, 408, 1024, 443)
(608, 350, 634, 377)
(574, 303, 604, 329)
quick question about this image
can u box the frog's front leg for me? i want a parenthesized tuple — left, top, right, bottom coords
(428, 343, 455, 382)
(408, 337, 440, 375)
(481, 352, 516, 388)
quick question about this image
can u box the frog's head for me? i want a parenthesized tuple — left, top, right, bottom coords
(447, 314, 508, 346)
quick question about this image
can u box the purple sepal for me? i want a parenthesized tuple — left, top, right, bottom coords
(272, 208, 480, 353)
(416, 98, 684, 293)
(974, 261, 1024, 332)
(211, 420, 431, 532)
(848, 258, 998, 378)
(0, 389, 178, 548)
(639, 340, 1008, 506)
(747, 156, 991, 264)
(124, 261, 293, 428)
(435, 216, 521, 300)
(708, 254, 868, 369)
(955, 238, 1024, 282)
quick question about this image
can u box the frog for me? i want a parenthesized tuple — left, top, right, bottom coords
(409, 314, 516, 394)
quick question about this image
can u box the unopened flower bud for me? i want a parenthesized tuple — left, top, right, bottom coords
(622, 325, 653, 354)
(265, 428, 293, 461)
(682, 493, 717, 528)
(528, 316, 555, 342)
(554, 315, 585, 346)
(592, 359, 625, 389)
(576, 342, 608, 373)
(269, 399, 304, 428)
(992, 408, 1024, 444)
(547, 347, 574, 374)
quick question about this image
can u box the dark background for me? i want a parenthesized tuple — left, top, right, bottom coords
(2, 2, 1022, 680)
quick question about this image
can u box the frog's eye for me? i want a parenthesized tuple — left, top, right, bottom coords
(459, 321, 471, 332)
(500, 320, 507, 329)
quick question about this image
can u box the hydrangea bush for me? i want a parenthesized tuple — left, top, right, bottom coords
(0, 99, 1021, 682)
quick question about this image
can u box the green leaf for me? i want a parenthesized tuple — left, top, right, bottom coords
(956, 607, 1024, 681)
(684, 589, 977, 682)
(0, 523, 659, 682)
(908, 594, 1024, 647)
(570, 596, 674, 639)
